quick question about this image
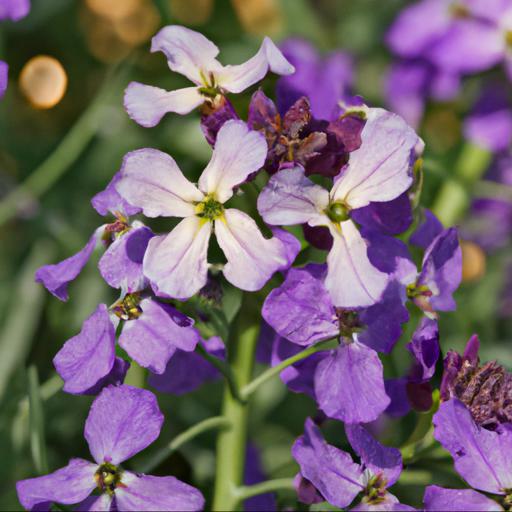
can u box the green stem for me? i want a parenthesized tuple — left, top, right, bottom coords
(431, 143, 492, 226)
(233, 478, 295, 504)
(138, 416, 231, 474)
(240, 338, 335, 400)
(212, 308, 260, 511)
(28, 366, 48, 475)
(0, 61, 132, 228)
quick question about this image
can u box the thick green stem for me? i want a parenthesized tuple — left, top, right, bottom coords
(431, 143, 491, 226)
(233, 478, 295, 504)
(212, 307, 260, 511)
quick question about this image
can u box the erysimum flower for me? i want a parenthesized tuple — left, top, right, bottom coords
(124, 25, 294, 128)
(424, 398, 512, 511)
(16, 385, 204, 511)
(293, 418, 414, 510)
(258, 107, 422, 307)
(116, 120, 294, 299)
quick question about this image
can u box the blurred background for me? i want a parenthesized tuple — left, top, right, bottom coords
(1, 0, 511, 510)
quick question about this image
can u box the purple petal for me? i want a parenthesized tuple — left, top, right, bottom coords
(352, 493, 416, 511)
(407, 317, 440, 383)
(303, 223, 333, 251)
(410, 209, 443, 249)
(99, 225, 153, 293)
(16, 459, 97, 511)
(262, 264, 338, 346)
(149, 336, 224, 395)
(75, 494, 113, 511)
(315, 342, 390, 424)
(364, 230, 413, 275)
(271, 228, 301, 271)
(384, 378, 411, 418)
(35, 228, 102, 301)
(0, 0, 30, 21)
(244, 444, 276, 512)
(345, 424, 402, 487)
(53, 304, 116, 395)
(119, 298, 199, 375)
(91, 172, 140, 218)
(424, 485, 502, 511)
(115, 472, 204, 512)
(294, 474, 324, 504)
(0, 60, 7, 99)
(82, 357, 130, 396)
(433, 399, 512, 494)
(200, 96, 239, 146)
(418, 227, 462, 311)
(292, 418, 364, 509)
(85, 385, 163, 465)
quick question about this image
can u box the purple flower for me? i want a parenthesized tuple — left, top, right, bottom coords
(244, 444, 276, 512)
(0, 61, 7, 99)
(116, 121, 293, 299)
(124, 25, 294, 128)
(0, 0, 30, 21)
(54, 295, 200, 394)
(258, 108, 422, 307)
(292, 418, 414, 510)
(276, 38, 353, 120)
(425, 398, 512, 510)
(200, 96, 239, 145)
(16, 385, 204, 511)
(35, 172, 152, 301)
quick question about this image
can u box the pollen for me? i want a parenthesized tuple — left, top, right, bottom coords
(195, 195, 224, 221)
(95, 462, 122, 496)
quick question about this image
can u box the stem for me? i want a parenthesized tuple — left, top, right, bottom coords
(240, 338, 335, 400)
(28, 366, 48, 475)
(138, 416, 231, 474)
(233, 478, 295, 504)
(431, 143, 491, 226)
(212, 303, 260, 511)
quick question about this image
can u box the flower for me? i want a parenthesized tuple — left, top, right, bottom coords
(424, 398, 512, 511)
(258, 107, 422, 307)
(35, 172, 153, 301)
(16, 385, 205, 511)
(116, 120, 295, 299)
(124, 25, 294, 128)
(0, 0, 30, 21)
(292, 418, 414, 510)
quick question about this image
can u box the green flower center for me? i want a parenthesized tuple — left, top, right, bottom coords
(406, 283, 432, 299)
(196, 195, 224, 221)
(363, 473, 387, 505)
(198, 70, 220, 98)
(112, 293, 143, 321)
(506, 31, 512, 47)
(95, 462, 122, 496)
(326, 201, 350, 223)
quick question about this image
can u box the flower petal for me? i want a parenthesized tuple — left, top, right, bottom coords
(215, 209, 288, 291)
(330, 108, 420, 208)
(216, 37, 294, 93)
(119, 298, 199, 374)
(0, 60, 7, 99)
(143, 216, 211, 300)
(116, 148, 203, 218)
(76, 493, 113, 512)
(325, 220, 389, 308)
(423, 485, 502, 511)
(35, 227, 103, 301)
(257, 165, 329, 226)
(198, 120, 267, 202)
(91, 171, 140, 217)
(85, 385, 163, 465)
(115, 472, 204, 512)
(16, 459, 97, 511)
(0, 0, 30, 21)
(53, 304, 116, 395)
(407, 317, 440, 383)
(124, 83, 204, 127)
(292, 418, 364, 509)
(150, 25, 220, 84)
(410, 209, 443, 249)
(433, 399, 512, 494)
(315, 342, 390, 423)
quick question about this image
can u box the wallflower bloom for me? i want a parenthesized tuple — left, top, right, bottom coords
(116, 120, 294, 299)
(16, 385, 204, 511)
(293, 418, 414, 510)
(424, 398, 512, 511)
(258, 108, 422, 307)
(124, 25, 294, 128)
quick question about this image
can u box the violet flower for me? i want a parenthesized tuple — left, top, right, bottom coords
(293, 418, 414, 510)
(0, 60, 7, 99)
(258, 107, 422, 307)
(116, 121, 294, 300)
(424, 398, 512, 511)
(124, 25, 294, 128)
(16, 385, 204, 511)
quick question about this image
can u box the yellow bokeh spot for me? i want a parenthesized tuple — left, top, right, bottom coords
(19, 55, 68, 109)
(85, 0, 140, 21)
(461, 240, 486, 283)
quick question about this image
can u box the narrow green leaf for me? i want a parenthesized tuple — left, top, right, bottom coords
(28, 365, 48, 475)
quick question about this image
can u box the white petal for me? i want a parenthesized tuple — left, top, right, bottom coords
(257, 165, 330, 225)
(215, 209, 288, 291)
(325, 220, 389, 307)
(143, 217, 211, 300)
(151, 25, 221, 84)
(330, 108, 420, 209)
(216, 37, 295, 93)
(116, 148, 203, 218)
(198, 120, 267, 202)
(124, 83, 204, 127)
